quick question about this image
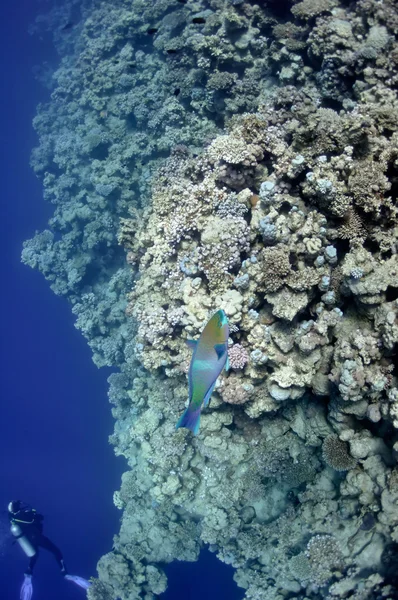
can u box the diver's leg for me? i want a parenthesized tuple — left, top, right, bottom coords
(37, 535, 67, 573)
(25, 551, 38, 576)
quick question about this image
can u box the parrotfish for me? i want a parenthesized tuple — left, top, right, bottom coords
(176, 309, 229, 435)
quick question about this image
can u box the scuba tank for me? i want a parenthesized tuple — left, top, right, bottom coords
(10, 522, 36, 557)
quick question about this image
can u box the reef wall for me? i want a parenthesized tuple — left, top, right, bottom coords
(23, 0, 398, 598)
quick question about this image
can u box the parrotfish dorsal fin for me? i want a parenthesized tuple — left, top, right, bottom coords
(186, 339, 198, 350)
(214, 343, 226, 359)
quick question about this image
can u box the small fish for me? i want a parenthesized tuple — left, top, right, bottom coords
(61, 22, 74, 31)
(176, 309, 229, 435)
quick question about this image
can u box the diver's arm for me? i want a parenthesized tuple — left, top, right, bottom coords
(34, 513, 44, 531)
(15, 509, 36, 525)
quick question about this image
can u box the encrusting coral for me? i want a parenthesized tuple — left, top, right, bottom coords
(22, 0, 398, 598)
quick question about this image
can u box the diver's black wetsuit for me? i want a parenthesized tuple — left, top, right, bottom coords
(11, 507, 65, 575)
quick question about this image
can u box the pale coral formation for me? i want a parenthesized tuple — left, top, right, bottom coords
(305, 534, 343, 585)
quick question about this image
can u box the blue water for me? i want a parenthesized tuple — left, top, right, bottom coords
(0, 2, 244, 599)
(0, 1, 124, 598)
(164, 550, 245, 600)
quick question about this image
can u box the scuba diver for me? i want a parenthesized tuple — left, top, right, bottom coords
(8, 500, 66, 575)
(8, 500, 91, 599)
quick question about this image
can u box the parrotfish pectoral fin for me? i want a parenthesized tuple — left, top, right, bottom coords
(186, 339, 198, 350)
(214, 343, 226, 359)
(203, 381, 216, 408)
(176, 405, 201, 435)
(225, 356, 230, 372)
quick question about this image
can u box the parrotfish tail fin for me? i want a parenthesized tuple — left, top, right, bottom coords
(64, 575, 92, 590)
(20, 575, 33, 600)
(176, 405, 201, 435)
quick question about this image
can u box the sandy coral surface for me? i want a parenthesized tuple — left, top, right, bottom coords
(24, 0, 398, 598)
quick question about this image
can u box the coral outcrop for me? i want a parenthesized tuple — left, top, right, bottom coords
(23, 0, 398, 598)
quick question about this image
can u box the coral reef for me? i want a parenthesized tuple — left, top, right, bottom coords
(322, 435, 357, 472)
(24, 0, 398, 599)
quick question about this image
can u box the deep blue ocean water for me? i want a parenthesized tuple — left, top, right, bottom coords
(0, 2, 245, 599)
(0, 3, 126, 598)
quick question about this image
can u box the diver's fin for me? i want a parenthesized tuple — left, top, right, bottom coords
(186, 339, 198, 350)
(225, 356, 230, 371)
(176, 405, 201, 435)
(214, 343, 226, 359)
(20, 575, 33, 600)
(203, 381, 216, 408)
(65, 574, 91, 590)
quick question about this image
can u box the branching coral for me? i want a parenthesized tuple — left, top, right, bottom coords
(322, 435, 357, 472)
(228, 344, 249, 370)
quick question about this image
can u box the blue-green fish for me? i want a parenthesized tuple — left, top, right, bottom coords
(176, 309, 229, 435)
